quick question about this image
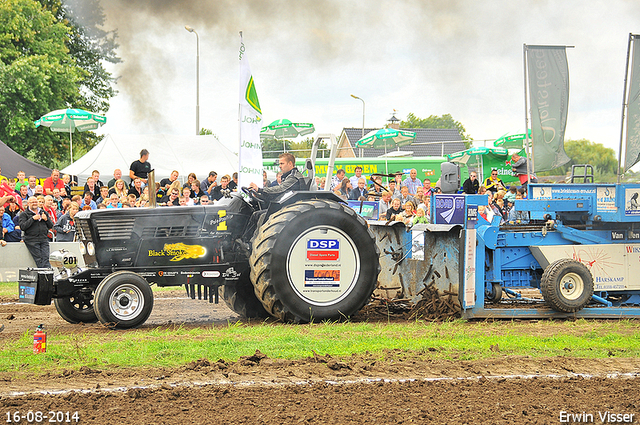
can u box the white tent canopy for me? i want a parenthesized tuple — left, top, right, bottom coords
(61, 134, 239, 184)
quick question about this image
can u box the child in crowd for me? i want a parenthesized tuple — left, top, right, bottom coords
(412, 206, 429, 225)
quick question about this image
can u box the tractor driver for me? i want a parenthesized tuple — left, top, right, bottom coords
(249, 153, 305, 201)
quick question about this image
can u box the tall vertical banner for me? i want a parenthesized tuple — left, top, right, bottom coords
(624, 36, 640, 171)
(238, 33, 263, 190)
(526, 46, 571, 171)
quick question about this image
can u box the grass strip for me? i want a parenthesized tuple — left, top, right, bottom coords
(1, 319, 639, 374)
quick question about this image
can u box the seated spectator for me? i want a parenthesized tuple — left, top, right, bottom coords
(54, 201, 79, 242)
(43, 195, 58, 224)
(396, 200, 416, 225)
(128, 178, 143, 199)
(334, 178, 351, 201)
(229, 172, 238, 191)
(109, 179, 129, 198)
(379, 191, 392, 219)
(126, 194, 137, 208)
(160, 170, 179, 191)
(106, 193, 122, 208)
(107, 169, 128, 190)
(182, 187, 195, 206)
(4, 213, 22, 242)
(412, 206, 430, 225)
(179, 196, 189, 206)
(348, 178, 368, 200)
(14, 171, 27, 191)
(33, 185, 44, 198)
(25, 175, 38, 198)
(385, 198, 403, 221)
(97, 203, 107, 209)
(136, 194, 149, 208)
(52, 188, 65, 211)
(393, 186, 415, 206)
(201, 171, 218, 196)
(160, 188, 180, 206)
(79, 191, 97, 210)
(270, 172, 283, 187)
(200, 194, 211, 205)
(211, 175, 232, 201)
(507, 193, 530, 224)
(505, 186, 517, 203)
(96, 186, 110, 205)
(191, 180, 205, 201)
(183, 172, 197, 189)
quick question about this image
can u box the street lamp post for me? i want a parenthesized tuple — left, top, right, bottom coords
(185, 25, 200, 135)
(351, 94, 365, 157)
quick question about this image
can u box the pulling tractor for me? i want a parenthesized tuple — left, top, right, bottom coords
(19, 137, 381, 328)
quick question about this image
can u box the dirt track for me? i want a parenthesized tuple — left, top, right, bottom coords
(1, 290, 640, 424)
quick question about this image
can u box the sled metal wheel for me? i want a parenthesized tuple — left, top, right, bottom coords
(95, 271, 154, 329)
(540, 259, 593, 313)
(486, 282, 502, 304)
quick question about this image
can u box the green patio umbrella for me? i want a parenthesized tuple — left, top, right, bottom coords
(260, 119, 315, 152)
(35, 108, 107, 163)
(493, 129, 531, 149)
(447, 146, 513, 184)
(356, 128, 416, 175)
(356, 128, 416, 150)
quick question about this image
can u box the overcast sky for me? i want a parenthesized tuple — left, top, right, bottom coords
(94, 0, 640, 159)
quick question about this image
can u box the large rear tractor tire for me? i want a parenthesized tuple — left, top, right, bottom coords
(250, 199, 380, 322)
(541, 259, 593, 313)
(94, 271, 154, 329)
(54, 288, 98, 324)
(221, 273, 270, 319)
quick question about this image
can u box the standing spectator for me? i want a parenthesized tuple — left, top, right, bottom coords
(330, 169, 346, 191)
(270, 172, 283, 187)
(52, 188, 65, 211)
(62, 174, 74, 198)
(128, 178, 143, 199)
(511, 153, 536, 186)
(348, 178, 369, 200)
(393, 186, 415, 206)
(19, 196, 53, 268)
(84, 177, 99, 200)
(200, 171, 217, 195)
(54, 202, 79, 242)
(160, 170, 180, 190)
(379, 191, 393, 219)
(14, 171, 27, 191)
(129, 149, 151, 185)
(26, 176, 38, 198)
(43, 169, 65, 195)
(387, 180, 400, 198)
(107, 169, 128, 190)
(402, 169, 421, 195)
(462, 172, 480, 194)
(423, 178, 433, 197)
(80, 192, 97, 210)
(483, 169, 505, 194)
(349, 166, 364, 188)
(1, 205, 14, 241)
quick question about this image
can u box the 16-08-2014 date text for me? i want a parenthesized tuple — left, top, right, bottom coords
(5, 411, 79, 423)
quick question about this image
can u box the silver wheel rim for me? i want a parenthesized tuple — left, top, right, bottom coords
(109, 284, 145, 321)
(560, 272, 584, 300)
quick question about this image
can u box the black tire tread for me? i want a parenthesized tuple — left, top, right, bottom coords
(53, 294, 98, 324)
(94, 271, 154, 329)
(249, 199, 379, 322)
(540, 258, 593, 313)
(220, 278, 270, 319)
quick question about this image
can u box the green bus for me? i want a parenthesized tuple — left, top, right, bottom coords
(264, 156, 469, 186)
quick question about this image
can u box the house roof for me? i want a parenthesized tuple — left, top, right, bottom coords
(340, 127, 466, 158)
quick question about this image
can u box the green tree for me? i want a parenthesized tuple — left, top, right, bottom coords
(0, 0, 84, 167)
(0, 0, 118, 168)
(261, 138, 292, 158)
(543, 139, 618, 182)
(400, 113, 472, 148)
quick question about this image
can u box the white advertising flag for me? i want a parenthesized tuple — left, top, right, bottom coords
(238, 33, 263, 189)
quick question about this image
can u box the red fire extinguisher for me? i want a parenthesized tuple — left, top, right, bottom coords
(33, 324, 46, 354)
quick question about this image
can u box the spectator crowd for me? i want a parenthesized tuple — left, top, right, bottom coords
(1, 150, 531, 254)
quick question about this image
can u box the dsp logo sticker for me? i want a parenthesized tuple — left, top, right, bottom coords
(306, 239, 340, 261)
